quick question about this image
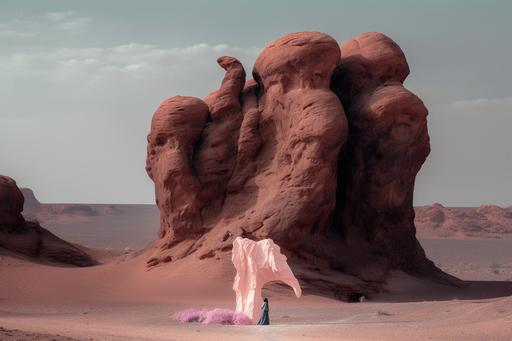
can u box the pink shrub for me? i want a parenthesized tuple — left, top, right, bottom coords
(232, 312, 252, 325)
(178, 308, 207, 323)
(203, 309, 235, 324)
(178, 308, 252, 325)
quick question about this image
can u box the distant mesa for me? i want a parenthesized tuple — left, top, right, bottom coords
(102, 204, 123, 215)
(20, 187, 41, 211)
(0, 175, 96, 266)
(145, 31, 461, 299)
(415, 203, 512, 239)
(20, 187, 122, 223)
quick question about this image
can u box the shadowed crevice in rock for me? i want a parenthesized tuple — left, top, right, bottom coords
(145, 31, 461, 298)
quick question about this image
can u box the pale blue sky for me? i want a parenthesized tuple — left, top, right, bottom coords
(1, 0, 511, 205)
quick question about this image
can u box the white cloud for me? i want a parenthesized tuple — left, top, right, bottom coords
(0, 43, 260, 82)
(0, 42, 259, 120)
(444, 96, 512, 111)
(0, 10, 92, 39)
(43, 11, 76, 22)
(43, 10, 92, 32)
(0, 41, 260, 203)
(0, 29, 38, 38)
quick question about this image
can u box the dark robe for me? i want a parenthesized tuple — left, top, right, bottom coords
(257, 300, 270, 325)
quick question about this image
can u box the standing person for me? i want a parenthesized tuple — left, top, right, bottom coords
(257, 298, 270, 325)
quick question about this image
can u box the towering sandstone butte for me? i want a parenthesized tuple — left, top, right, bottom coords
(146, 31, 459, 297)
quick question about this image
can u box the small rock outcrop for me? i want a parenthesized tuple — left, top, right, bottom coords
(145, 31, 460, 297)
(0, 175, 96, 266)
(232, 237, 301, 322)
(20, 187, 41, 212)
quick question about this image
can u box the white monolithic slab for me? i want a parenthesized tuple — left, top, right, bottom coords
(231, 237, 302, 322)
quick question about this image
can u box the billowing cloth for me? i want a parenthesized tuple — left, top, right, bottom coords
(232, 237, 302, 323)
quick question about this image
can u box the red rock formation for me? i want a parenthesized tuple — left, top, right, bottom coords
(146, 96, 209, 247)
(0, 176, 25, 228)
(330, 32, 437, 278)
(0, 175, 96, 266)
(146, 31, 459, 296)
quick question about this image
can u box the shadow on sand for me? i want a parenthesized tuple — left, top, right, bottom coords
(373, 273, 512, 303)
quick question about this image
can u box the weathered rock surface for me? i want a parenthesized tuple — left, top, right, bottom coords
(415, 203, 512, 239)
(330, 32, 439, 278)
(232, 237, 301, 323)
(146, 96, 209, 247)
(0, 175, 96, 266)
(145, 31, 460, 296)
(0, 176, 25, 228)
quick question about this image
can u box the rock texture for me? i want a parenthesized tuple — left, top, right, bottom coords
(232, 237, 301, 323)
(330, 32, 437, 279)
(146, 31, 460, 296)
(0, 175, 96, 266)
(415, 203, 512, 239)
(0, 176, 26, 228)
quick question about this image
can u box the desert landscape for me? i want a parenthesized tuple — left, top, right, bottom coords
(2, 2, 512, 341)
(1, 199, 512, 340)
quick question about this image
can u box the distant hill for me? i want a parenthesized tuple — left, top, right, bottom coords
(20, 187, 41, 211)
(20, 187, 120, 223)
(19, 188, 512, 245)
(415, 203, 512, 239)
(19, 187, 158, 249)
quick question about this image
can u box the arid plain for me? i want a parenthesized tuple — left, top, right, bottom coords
(1, 199, 512, 341)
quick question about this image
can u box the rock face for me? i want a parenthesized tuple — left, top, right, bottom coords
(232, 237, 301, 322)
(0, 175, 96, 266)
(0, 176, 25, 228)
(415, 203, 512, 239)
(330, 32, 435, 278)
(146, 31, 459, 296)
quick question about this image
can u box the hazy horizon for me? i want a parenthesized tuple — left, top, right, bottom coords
(1, 0, 511, 206)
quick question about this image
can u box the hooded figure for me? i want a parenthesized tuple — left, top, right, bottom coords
(257, 298, 270, 325)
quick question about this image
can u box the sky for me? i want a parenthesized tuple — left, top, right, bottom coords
(0, 0, 511, 206)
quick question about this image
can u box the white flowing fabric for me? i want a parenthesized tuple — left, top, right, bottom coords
(231, 237, 302, 323)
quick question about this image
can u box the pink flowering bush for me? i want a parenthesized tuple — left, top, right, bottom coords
(178, 308, 207, 323)
(178, 308, 252, 325)
(231, 311, 252, 325)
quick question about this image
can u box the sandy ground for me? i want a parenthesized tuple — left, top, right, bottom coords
(1, 237, 512, 341)
(421, 238, 512, 281)
(2, 207, 512, 340)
